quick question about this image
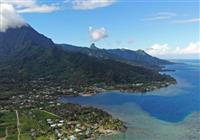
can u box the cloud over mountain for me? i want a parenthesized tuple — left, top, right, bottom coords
(89, 27, 108, 42)
(0, 3, 27, 32)
(0, 0, 60, 32)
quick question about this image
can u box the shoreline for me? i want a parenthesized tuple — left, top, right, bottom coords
(0, 69, 177, 139)
(76, 80, 177, 97)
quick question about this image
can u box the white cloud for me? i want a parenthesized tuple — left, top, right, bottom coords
(1, 0, 60, 13)
(0, 3, 27, 32)
(72, 0, 115, 10)
(144, 12, 200, 25)
(144, 12, 176, 21)
(17, 4, 59, 13)
(146, 42, 200, 58)
(146, 44, 171, 55)
(175, 42, 200, 54)
(172, 18, 200, 24)
(0, 0, 60, 32)
(89, 27, 108, 42)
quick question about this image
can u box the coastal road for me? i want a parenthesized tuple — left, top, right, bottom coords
(15, 110, 20, 140)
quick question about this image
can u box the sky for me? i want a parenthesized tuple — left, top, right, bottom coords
(0, 0, 199, 59)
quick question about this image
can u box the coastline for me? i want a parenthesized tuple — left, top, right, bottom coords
(0, 80, 177, 140)
(76, 79, 177, 97)
(0, 64, 178, 140)
(1, 61, 199, 140)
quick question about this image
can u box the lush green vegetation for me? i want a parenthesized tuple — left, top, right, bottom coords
(0, 44, 175, 99)
(0, 104, 125, 140)
(61, 43, 172, 71)
(19, 109, 59, 134)
(46, 104, 126, 131)
(0, 26, 176, 99)
(6, 135, 18, 140)
(0, 111, 17, 139)
(20, 133, 32, 140)
(0, 25, 177, 140)
(0, 110, 58, 140)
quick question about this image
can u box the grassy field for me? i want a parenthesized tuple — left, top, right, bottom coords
(19, 109, 60, 139)
(0, 110, 59, 140)
(0, 111, 17, 139)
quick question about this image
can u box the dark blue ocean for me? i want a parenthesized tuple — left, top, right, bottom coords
(60, 60, 200, 123)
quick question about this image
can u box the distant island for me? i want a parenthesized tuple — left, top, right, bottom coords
(0, 25, 176, 139)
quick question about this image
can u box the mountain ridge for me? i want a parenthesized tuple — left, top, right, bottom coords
(60, 43, 172, 70)
(0, 25, 176, 98)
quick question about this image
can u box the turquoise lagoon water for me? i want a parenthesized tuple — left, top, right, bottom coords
(60, 60, 200, 140)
